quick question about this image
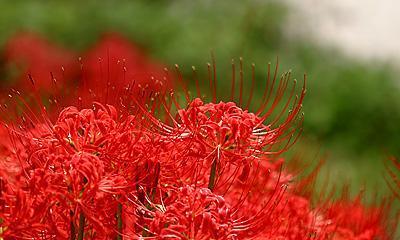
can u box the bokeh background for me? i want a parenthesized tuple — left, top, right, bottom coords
(0, 0, 399, 200)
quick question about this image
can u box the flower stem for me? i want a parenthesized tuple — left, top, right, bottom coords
(77, 178, 87, 240)
(77, 212, 85, 240)
(116, 203, 123, 240)
(208, 158, 217, 191)
(70, 210, 76, 240)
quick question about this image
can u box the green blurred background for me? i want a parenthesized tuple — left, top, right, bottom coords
(0, 0, 399, 200)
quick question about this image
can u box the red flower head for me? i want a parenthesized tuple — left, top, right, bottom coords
(0, 42, 396, 239)
(138, 61, 306, 198)
(136, 185, 237, 239)
(322, 194, 396, 240)
(80, 33, 171, 104)
(2, 32, 77, 91)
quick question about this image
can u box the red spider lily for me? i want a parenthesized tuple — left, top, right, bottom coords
(135, 59, 304, 194)
(322, 194, 396, 240)
(135, 185, 237, 239)
(2, 32, 77, 91)
(79, 33, 171, 105)
(1, 102, 153, 239)
(0, 32, 170, 108)
(0, 42, 396, 240)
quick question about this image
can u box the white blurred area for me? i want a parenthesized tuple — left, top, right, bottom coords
(287, 0, 400, 61)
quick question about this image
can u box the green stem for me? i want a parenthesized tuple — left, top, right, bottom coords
(151, 162, 160, 201)
(70, 210, 76, 240)
(77, 212, 85, 240)
(116, 203, 123, 240)
(208, 158, 217, 191)
(77, 178, 87, 240)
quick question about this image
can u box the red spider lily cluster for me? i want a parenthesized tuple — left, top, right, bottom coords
(0, 33, 398, 239)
